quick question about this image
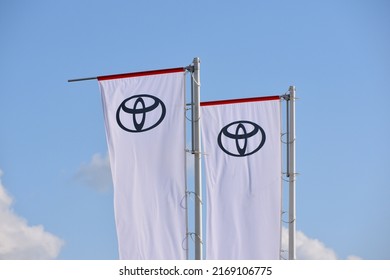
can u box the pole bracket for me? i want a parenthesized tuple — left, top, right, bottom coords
(185, 65, 194, 72)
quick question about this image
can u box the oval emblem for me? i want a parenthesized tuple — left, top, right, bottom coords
(116, 94, 166, 133)
(217, 120, 266, 157)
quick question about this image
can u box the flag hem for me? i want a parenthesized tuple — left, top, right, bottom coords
(97, 67, 185, 81)
(200, 95, 280, 107)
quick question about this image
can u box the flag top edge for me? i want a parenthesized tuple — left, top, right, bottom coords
(97, 67, 185, 81)
(200, 95, 280, 107)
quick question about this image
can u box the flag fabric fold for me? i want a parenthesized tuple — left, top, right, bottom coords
(98, 68, 187, 259)
(201, 96, 282, 259)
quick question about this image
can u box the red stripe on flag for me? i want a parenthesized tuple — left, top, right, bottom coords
(97, 67, 185, 81)
(200, 95, 280, 106)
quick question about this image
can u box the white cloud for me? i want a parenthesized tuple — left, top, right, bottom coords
(281, 227, 361, 260)
(0, 170, 64, 259)
(74, 153, 112, 192)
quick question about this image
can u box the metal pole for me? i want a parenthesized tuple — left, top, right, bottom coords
(192, 57, 202, 260)
(68, 76, 97, 82)
(288, 86, 296, 260)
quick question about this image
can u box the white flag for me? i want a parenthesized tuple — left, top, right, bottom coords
(201, 96, 282, 259)
(98, 68, 186, 259)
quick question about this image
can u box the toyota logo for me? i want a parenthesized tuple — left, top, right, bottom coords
(116, 94, 166, 133)
(217, 120, 266, 157)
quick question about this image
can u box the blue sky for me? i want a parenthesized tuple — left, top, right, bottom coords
(0, 0, 389, 260)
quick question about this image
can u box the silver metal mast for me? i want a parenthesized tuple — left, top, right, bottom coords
(288, 85, 296, 260)
(192, 57, 202, 260)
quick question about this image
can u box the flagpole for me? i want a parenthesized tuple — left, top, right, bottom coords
(192, 57, 202, 260)
(288, 85, 296, 260)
